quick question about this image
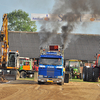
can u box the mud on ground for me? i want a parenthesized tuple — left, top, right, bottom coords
(0, 82, 100, 100)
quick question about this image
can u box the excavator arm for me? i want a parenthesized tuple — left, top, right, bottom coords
(0, 14, 9, 67)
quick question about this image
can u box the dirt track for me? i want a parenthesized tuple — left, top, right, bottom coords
(0, 81, 100, 100)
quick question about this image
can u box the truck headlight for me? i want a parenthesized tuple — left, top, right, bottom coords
(0, 70, 2, 72)
(39, 65, 45, 68)
(7, 70, 10, 73)
(38, 75, 43, 78)
(56, 66, 63, 68)
(58, 76, 63, 78)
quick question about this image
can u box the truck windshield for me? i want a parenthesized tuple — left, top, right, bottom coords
(19, 58, 29, 66)
(24, 62, 30, 65)
(69, 61, 79, 68)
(40, 58, 62, 65)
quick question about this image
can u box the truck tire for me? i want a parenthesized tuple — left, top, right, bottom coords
(62, 73, 65, 84)
(88, 68, 93, 82)
(15, 70, 20, 80)
(93, 68, 99, 82)
(83, 66, 87, 81)
(64, 74, 69, 83)
(38, 81, 41, 84)
(59, 75, 65, 85)
(20, 71, 27, 78)
(59, 80, 64, 85)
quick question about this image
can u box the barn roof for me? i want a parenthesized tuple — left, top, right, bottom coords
(8, 31, 40, 58)
(4, 31, 100, 61)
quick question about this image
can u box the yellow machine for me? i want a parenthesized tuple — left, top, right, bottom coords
(0, 14, 8, 67)
(0, 14, 20, 80)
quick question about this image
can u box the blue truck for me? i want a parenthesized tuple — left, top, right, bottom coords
(38, 45, 67, 85)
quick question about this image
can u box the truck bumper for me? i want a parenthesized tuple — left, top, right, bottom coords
(38, 77, 63, 83)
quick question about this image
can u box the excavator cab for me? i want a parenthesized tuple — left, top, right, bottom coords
(0, 51, 20, 80)
(8, 52, 19, 67)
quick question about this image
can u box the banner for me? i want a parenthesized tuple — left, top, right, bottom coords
(31, 13, 100, 22)
(31, 14, 50, 21)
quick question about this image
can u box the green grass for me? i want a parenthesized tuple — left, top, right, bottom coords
(18, 77, 34, 81)
(69, 79, 100, 83)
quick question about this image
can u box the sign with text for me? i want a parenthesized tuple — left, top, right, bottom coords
(31, 13, 100, 22)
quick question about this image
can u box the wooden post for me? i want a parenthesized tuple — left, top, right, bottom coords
(34, 71, 38, 82)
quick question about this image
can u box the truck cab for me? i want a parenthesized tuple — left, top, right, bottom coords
(19, 59, 34, 78)
(38, 45, 65, 85)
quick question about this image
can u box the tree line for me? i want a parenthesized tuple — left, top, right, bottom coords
(7, 9, 37, 32)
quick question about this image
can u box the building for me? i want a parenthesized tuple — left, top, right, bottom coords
(3, 31, 100, 61)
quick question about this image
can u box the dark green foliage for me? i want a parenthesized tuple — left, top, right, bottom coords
(7, 9, 37, 32)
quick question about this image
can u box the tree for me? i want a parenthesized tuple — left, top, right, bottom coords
(7, 9, 37, 32)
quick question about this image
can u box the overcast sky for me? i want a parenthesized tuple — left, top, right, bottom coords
(0, 0, 100, 34)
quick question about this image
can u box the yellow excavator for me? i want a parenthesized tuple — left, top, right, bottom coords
(0, 14, 20, 81)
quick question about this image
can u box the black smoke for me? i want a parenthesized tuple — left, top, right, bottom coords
(39, 0, 100, 49)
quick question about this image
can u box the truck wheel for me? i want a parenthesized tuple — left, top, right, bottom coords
(88, 68, 93, 82)
(64, 74, 69, 83)
(59, 78, 64, 85)
(20, 71, 27, 78)
(59, 73, 65, 85)
(93, 68, 99, 82)
(38, 81, 41, 84)
(15, 71, 20, 80)
(83, 66, 87, 81)
(63, 73, 65, 84)
(38, 81, 45, 84)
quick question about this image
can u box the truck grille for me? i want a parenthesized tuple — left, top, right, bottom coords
(47, 68, 54, 78)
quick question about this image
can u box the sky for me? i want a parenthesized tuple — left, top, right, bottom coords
(0, 0, 100, 34)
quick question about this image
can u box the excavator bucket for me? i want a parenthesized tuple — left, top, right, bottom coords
(0, 71, 7, 82)
(4, 75, 16, 80)
(0, 69, 18, 81)
(0, 75, 9, 83)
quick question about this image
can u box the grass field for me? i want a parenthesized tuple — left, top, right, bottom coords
(69, 79, 100, 83)
(18, 77, 34, 81)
